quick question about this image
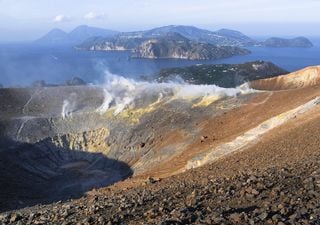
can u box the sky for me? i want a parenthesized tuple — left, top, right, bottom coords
(0, 0, 320, 42)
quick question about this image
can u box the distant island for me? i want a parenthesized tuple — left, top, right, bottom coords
(131, 33, 250, 60)
(77, 29, 251, 60)
(36, 25, 314, 60)
(61, 25, 256, 47)
(157, 61, 288, 88)
(132, 39, 249, 60)
(260, 37, 313, 48)
(35, 25, 119, 45)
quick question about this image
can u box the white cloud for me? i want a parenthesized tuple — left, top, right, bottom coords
(52, 14, 71, 22)
(84, 11, 107, 20)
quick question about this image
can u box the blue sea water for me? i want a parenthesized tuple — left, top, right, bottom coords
(1, 41, 320, 87)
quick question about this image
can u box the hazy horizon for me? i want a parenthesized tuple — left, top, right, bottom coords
(1, 0, 320, 42)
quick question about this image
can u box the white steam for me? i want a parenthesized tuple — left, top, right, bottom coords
(62, 93, 78, 119)
(97, 71, 255, 115)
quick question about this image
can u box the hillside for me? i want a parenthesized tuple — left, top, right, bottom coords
(79, 32, 250, 60)
(132, 33, 250, 60)
(127, 25, 256, 46)
(251, 66, 320, 90)
(157, 61, 288, 87)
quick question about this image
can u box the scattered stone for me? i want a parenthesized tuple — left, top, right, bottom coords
(186, 190, 198, 206)
(146, 176, 161, 184)
(200, 136, 208, 143)
(10, 213, 22, 223)
(259, 212, 268, 221)
(140, 142, 146, 148)
(2, 152, 320, 225)
(229, 213, 242, 222)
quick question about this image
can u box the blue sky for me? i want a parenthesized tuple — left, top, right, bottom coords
(0, 0, 320, 42)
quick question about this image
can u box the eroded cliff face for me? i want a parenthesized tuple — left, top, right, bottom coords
(132, 38, 250, 60)
(50, 128, 111, 153)
(89, 43, 128, 51)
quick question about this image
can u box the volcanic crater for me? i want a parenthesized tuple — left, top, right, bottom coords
(1, 66, 320, 222)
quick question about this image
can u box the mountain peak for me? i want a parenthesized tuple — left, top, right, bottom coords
(35, 25, 119, 45)
(36, 28, 68, 44)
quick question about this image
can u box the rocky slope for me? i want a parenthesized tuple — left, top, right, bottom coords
(3, 152, 320, 224)
(260, 37, 313, 48)
(2, 91, 320, 223)
(0, 82, 253, 211)
(251, 66, 320, 90)
(157, 61, 288, 87)
(1, 65, 320, 224)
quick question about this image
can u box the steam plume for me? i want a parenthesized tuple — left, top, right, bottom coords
(62, 93, 78, 119)
(97, 70, 255, 115)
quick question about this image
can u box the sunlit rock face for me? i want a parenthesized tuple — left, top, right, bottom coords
(131, 34, 250, 60)
(251, 66, 320, 90)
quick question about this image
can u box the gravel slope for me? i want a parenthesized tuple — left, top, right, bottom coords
(2, 101, 320, 224)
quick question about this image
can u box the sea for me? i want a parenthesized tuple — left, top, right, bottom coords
(1, 38, 320, 87)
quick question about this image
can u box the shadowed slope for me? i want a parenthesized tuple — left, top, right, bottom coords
(0, 138, 132, 212)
